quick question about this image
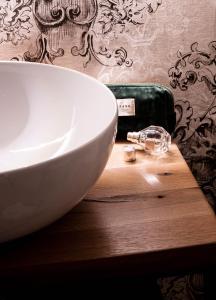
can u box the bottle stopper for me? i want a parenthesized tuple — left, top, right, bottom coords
(123, 145, 136, 162)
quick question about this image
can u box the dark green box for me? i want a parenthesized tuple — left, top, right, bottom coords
(106, 84, 176, 140)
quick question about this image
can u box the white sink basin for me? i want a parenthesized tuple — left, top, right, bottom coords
(0, 61, 117, 243)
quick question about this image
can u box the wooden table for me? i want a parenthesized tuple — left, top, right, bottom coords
(0, 143, 216, 286)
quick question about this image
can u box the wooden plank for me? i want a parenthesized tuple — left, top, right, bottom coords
(87, 143, 199, 198)
(0, 143, 215, 278)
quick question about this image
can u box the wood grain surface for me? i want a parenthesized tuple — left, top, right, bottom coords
(0, 143, 215, 282)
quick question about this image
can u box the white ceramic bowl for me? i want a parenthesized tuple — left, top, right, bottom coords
(0, 61, 117, 243)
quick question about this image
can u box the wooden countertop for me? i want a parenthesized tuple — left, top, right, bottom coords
(0, 143, 216, 283)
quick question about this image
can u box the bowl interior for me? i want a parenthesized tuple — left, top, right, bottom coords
(0, 62, 116, 173)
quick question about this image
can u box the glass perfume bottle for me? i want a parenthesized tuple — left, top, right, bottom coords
(127, 125, 171, 155)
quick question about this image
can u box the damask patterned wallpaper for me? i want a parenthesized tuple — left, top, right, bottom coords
(0, 0, 215, 207)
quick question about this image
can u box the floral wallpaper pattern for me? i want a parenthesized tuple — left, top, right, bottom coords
(0, 0, 33, 45)
(169, 41, 216, 207)
(0, 0, 215, 298)
(5, 0, 163, 67)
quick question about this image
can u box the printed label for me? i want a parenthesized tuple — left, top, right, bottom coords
(117, 98, 135, 116)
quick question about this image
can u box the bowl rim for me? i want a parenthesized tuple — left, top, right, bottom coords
(0, 61, 117, 176)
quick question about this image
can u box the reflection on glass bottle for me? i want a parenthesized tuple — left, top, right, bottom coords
(127, 125, 171, 155)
